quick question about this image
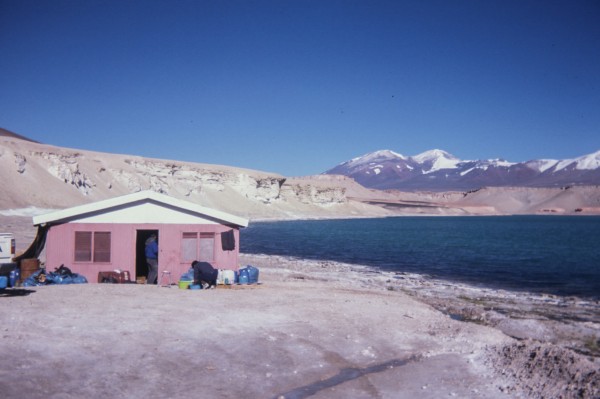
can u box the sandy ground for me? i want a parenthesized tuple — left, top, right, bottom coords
(1, 261, 517, 399)
(1, 215, 598, 398)
(1, 257, 598, 399)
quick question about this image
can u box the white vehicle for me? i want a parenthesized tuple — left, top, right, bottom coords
(0, 233, 15, 263)
(0, 233, 17, 280)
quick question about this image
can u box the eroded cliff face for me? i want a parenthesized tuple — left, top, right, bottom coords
(0, 138, 356, 216)
(30, 151, 95, 195)
(13, 151, 285, 199)
(281, 183, 347, 205)
(233, 175, 285, 204)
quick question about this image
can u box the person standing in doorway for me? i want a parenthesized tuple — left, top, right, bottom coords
(145, 234, 158, 284)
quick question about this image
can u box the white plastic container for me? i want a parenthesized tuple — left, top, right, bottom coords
(221, 269, 235, 285)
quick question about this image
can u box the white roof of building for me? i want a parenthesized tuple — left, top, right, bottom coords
(32, 190, 249, 228)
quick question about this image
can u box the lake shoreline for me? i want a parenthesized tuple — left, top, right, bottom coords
(240, 252, 599, 397)
(240, 252, 600, 354)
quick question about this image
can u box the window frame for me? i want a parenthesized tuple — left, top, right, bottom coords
(93, 231, 111, 263)
(74, 231, 92, 262)
(181, 232, 215, 262)
(181, 232, 198, 262)
(199, 233, 215, 262)
(74, 231, 112, 263)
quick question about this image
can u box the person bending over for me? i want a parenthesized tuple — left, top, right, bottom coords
(191, 261, 218, 289)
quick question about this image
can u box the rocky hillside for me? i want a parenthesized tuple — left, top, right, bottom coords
(2, 134, 599, 221)
(326, 149, 600, 191)
(0, 135, 391, 220)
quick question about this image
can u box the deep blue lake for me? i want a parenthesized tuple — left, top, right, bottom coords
(240, 216, 600, 299)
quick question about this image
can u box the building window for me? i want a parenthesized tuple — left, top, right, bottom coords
(74, 231, 111, 263)
(94, 232, 111, 262)
(199, 233, 214, 262)
(74, 232, 92, 262)
(181, 232, 197, 262)
(181, 232, 214, 262)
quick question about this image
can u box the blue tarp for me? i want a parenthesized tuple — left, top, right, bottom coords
(22, 269, 88, 287)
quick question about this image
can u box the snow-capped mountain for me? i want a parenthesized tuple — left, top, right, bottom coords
(325, 149, 600, 191)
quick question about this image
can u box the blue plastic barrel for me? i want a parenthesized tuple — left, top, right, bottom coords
(9, 269, 17, 287)
(238, 268, 249, 285)
(0, 276, 7, 289)
(246, 265, 259, 284)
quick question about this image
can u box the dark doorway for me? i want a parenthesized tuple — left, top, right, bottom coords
(136, 230, 158, 282)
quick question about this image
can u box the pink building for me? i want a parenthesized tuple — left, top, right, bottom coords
(32, 191, 248, 283)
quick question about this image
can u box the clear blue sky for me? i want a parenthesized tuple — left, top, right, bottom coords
(1, 0, 599, 176)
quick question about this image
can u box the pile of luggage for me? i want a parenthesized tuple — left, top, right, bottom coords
(22, 265, 88, 286)
(178, 265, 260, 290)
(234, 265, 259, 285)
